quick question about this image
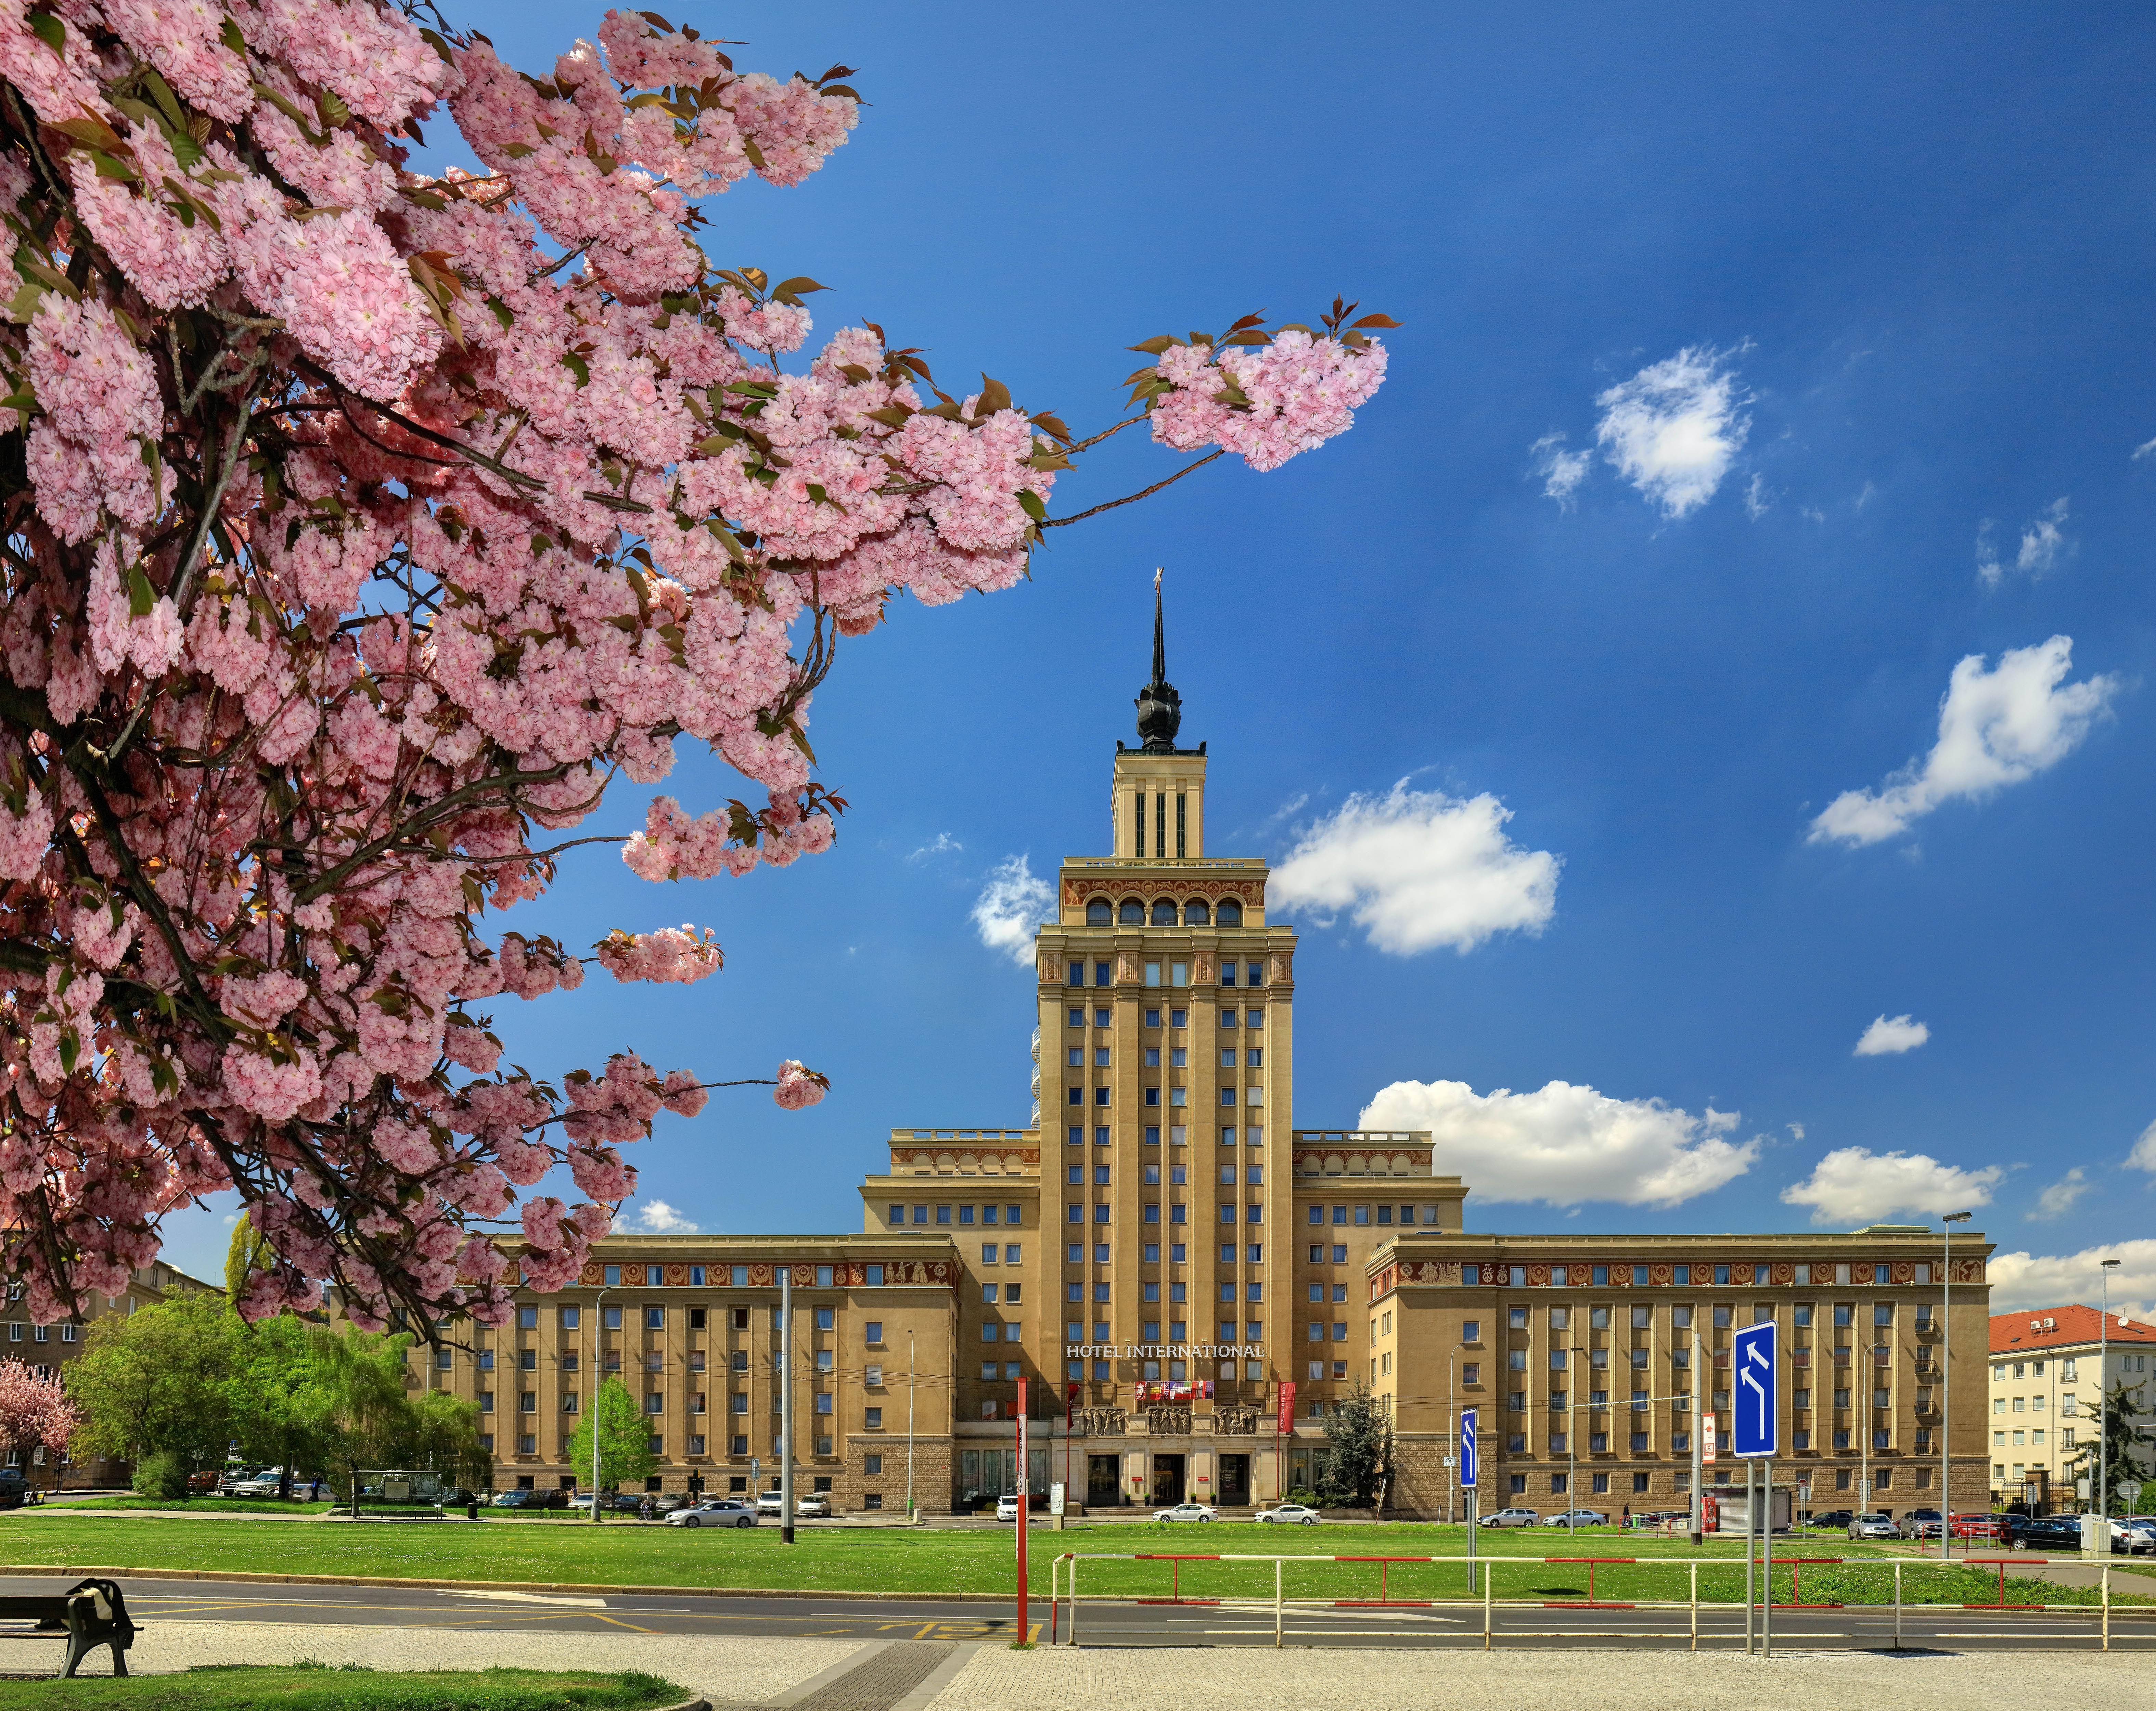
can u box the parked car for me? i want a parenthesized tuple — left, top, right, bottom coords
(995, 1494, 1021, 1523)
(1807, 1509, 1854, 1531)
(1255, 1503, 1323, 1526)
(1152, 1502, 1218, 1523)
(796, 1495, 833, 1518)
(668, 1499, 756, 1529)
(1949, 1513, 2002, 1540)
(185, 1470, 220, 1495)
(756, 1491, 786, 1517)
(1848, 1513, 1897, 1540)
(230, 1468, 294, 1498)
(1542, 1509, 1607, 1528)
(1897, 1508, 1945, 1540)
(1479, 1507, 1538, 1528)
(492, 1489, 538, 1508)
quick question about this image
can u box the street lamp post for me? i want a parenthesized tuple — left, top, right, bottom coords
(1446, 1344, 1464, 1526)
(2098, 1258, 2121, 1553)
(1941, 1212, 1971, 1559)
(589, 1285, 611, 1525)
(780, 1266, 796, 1546)
(905, 1329, 916, 1519)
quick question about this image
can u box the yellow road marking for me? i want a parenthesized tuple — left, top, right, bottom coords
(590, 1612, 659, 1635)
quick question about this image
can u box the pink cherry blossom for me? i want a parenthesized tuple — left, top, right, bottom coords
(0, 0, 1385, 1336)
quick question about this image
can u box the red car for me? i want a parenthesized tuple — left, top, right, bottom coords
(1949, 1513, 2002, 1540)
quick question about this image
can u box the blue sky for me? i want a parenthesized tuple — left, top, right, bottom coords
(161, 4, 2156, 1311)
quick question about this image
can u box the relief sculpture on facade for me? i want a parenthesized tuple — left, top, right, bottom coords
(1146, 1405, 1193, 1436)
(1213, 1406, 1258, 1435)
(1074, 1407, 1127, 1437)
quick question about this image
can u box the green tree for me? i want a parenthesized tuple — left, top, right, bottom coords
(1316, 1381, 1394, 1509)
(224, 1220, 278, 1305)
(566, 1378, 655, 1516)
(66, 1291, 239, 1474)
(2067, 1381, 2150, 1515)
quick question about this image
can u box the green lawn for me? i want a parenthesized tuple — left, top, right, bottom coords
(0, 1513, 2127, 1605)
(0, 1664, 686, 1710)
(44, 1498, 337, 1516)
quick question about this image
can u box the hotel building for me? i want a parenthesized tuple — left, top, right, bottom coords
(437, 596, 1995, 1517)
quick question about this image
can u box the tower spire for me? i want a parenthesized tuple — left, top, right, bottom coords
(1134, 566, 1182, 754)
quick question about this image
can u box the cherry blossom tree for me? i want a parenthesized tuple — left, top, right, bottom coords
(0, 1357, 78, 1483)
(0, 0, 1390, 1336)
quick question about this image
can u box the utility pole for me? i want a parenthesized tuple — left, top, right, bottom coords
(905, 1329, 916, 1519)
(589, 1286, 610, 1525)
(1689, 1329, 1704, 1544)
(1940, 1213, 1970, 1558)
(780, 1268, 796, 1546)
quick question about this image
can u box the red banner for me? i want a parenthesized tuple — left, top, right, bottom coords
(1276, 1380, 1298, 1435)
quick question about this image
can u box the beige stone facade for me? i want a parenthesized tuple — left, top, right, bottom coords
(446, 651, 1997, 1517)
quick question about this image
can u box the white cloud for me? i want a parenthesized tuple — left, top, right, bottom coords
(909, 832, 963, 861)
(623, 1199, 697, 1234)
(1807, 636, 2119, 847)
(1529, 433, 1592, 508)
(2134, 435, 2156, 462)
(1977, 498, 2072, 588)
(1359, 1079, 1759, 1208)
(970, 855, 1053, 966)
(2128, 1117, 2156, 1175)
(1593, 345, 1750, 518)
(1787, 1121, 1806, 1142)
(1853, 1013, 1929, 1057)
(1989, 1240, 2156, 1321)
(1744, 473, 1771, 519)
(2030, 1168, 2090, 1222)
(1779, 1147, 2002, 1227)
(1269, 783, 1560, 956)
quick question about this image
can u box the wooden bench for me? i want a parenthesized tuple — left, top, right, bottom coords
(0, 1579, 137, 1676)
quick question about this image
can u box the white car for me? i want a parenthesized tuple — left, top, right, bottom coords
(1478, 1507, 1538, 1528)
(1153, 1502, 1217, 1523)
(1847, 1513, 1896, 1540)
(796, 1494, 832, 1518)
(667, 1498, 756, 1529)
(231, 1468, 292, 1498)
(995, 1494, 1022, 1522)
(1255, 1503, 1322, 1526)
(755, 1492, 786, 1517)
(1542, 1509, 1607, 1527)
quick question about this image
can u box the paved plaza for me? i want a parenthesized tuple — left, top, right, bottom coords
(96, 1619, 2147, 1711)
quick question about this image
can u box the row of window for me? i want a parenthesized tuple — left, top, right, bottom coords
(1068, 1047, 1267, 1069)
(1, 1325, 76, 1343)
(1082, 897, 1246, 928)
(509, 1303, 849, 1334)
(573, 1264, 897, 1292)
(1489, 1262, 1940, 1288)
(1995, 1427, 2073, 1448)
(1067, 1163, 1267, 1186)
(1493, 1300, 1932, 1333)
(1310, 1205, 1441, 1227)
(883, 1205, 1025, 1228)
(484, 1433, 842, 1459)
(1062, 1358, 1271, 1382)
(1992, 1353, 2151, 1380)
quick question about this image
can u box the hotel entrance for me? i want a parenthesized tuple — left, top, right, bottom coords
(1088, 1454, 1121, 1508)
(1217, 1453, 1250, 1506)
(1150, 1454, 1186, 1506)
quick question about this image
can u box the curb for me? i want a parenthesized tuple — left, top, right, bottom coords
(0, 1564, 1022, 1602)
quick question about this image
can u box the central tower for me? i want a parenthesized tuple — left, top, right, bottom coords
(1030, 575, 1298, 1505)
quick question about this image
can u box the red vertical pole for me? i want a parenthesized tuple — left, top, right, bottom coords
(1016, 1377, 1030, 1643)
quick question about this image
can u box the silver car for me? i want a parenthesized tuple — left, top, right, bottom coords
(1848, 1512, 1896, 1540)
(1152, 1502, 1217, 1523)
(1478, 1507, 1539, 1528)
(668, 1498, 756, 1529)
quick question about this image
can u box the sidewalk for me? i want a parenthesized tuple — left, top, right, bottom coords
(99, 1622, 2144, 1711)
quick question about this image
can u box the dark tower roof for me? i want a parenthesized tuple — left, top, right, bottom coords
(1133, 571, 1184, 754)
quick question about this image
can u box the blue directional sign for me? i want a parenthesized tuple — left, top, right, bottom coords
(1459, 1408, 1478, 1489)
(1732, 1321, 1777, 1458)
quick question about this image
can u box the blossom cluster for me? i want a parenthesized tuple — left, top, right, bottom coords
(0, 0, 1383, 1336)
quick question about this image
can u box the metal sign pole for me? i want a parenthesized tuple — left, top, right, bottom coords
(1762, 1456, 1773, 1659)
(1460, 1407, 1478, 1596)
(1744, 1457, 1755, 1654)
(1015, 1377, 1030, 1643)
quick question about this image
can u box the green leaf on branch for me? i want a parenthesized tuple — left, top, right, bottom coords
(770, 275, 826, 306)
(1016, 488, 1046, 522)
(974, 374, 1013, 416)
(25, 9, 63, 55)
(127, 565, 155, 616)
(1127, 335, 1179, 355)
(560, 350, 590, 387)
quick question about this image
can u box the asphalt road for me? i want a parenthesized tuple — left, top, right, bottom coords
(19, 1574, 2152, 1652)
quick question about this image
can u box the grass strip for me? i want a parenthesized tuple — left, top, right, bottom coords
(0, 1663, 689, 1710)
(0, 1515, 2129, 1605)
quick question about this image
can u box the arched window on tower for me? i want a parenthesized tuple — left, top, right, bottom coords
(1216, 899, 1243, 927)
(1184, 900, 1210, 927)
(1119, 899, 1144, 925)
(1087, 899, 1112, 926)
(1150, 900, 1177, 926)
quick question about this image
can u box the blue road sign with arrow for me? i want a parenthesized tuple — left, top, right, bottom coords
(1460, 1407, 1477, 1488)
(1733, 1321, 1777, 1457)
